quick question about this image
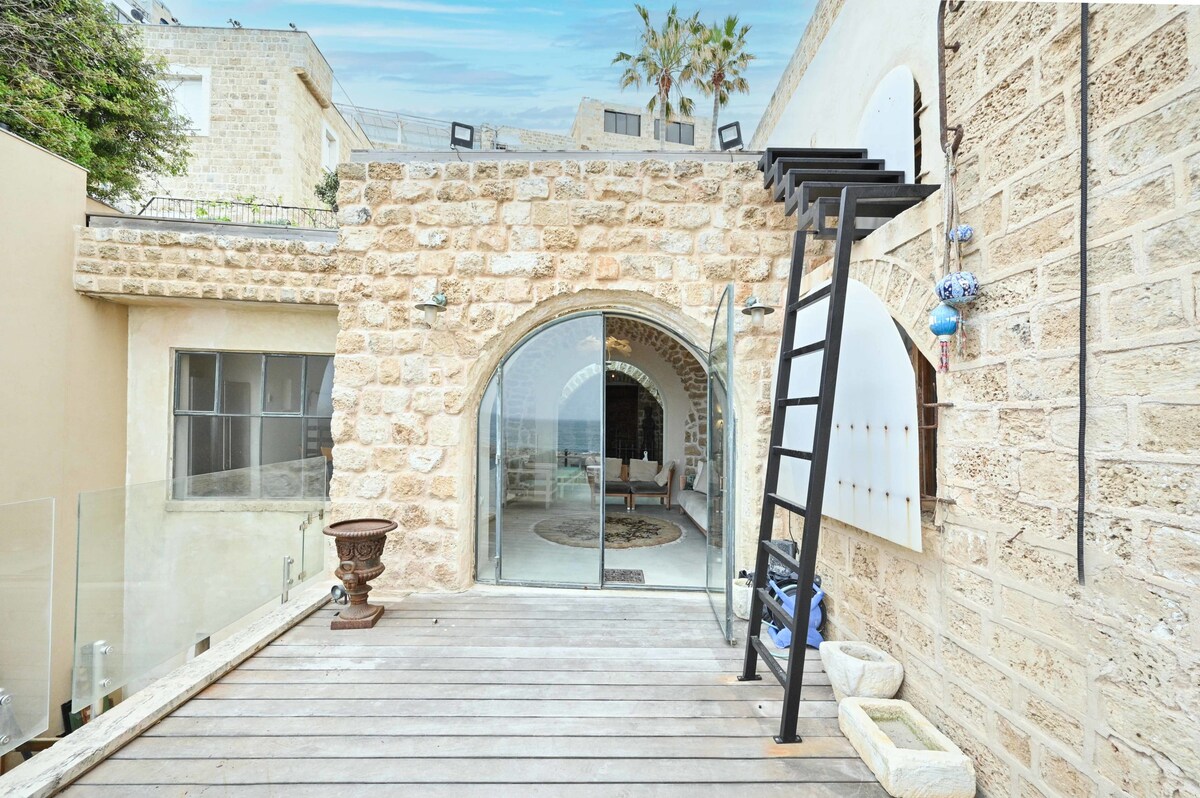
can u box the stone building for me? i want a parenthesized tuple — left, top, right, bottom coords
(4, 0, 1193, 794)
(138, 25, 368, 209)
(570, 97, 713, 152)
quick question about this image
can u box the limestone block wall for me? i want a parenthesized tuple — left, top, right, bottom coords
(777, 3, 1200, 797)
(74, 222, 340, 305)
(138, 26, 365, 208)
(329, 155, 796, 588)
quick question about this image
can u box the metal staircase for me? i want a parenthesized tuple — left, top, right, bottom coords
(739, 147, 938, 743)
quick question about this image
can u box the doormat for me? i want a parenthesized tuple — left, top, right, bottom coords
(604, 569, 646, 584)
(533, 513, 683, 549)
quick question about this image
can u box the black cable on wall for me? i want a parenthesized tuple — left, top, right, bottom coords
(1077, 3, 1089, 586)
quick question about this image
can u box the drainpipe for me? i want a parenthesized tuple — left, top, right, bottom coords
(1077, 4, 1089, 585)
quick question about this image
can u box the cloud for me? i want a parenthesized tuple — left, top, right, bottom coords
(290, 0, 493, 13)
(307, 23, 549, 51)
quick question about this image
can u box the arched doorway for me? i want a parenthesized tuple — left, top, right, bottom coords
(474, 310, 725, 592)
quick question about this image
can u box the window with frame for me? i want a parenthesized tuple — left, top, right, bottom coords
(173, 351, 333, 498)
(322, 123, 340, 172)
(603, 110, 641, 137)
(653, 119, 695, 145)
(160, 66, 210, 136)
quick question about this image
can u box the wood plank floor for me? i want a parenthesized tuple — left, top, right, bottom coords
(64, 589, 884, 797)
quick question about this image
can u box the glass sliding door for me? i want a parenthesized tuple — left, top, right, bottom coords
(496, 315, 604, 586)
(475, 373, 500, 583)
(707, 285, 736, 641)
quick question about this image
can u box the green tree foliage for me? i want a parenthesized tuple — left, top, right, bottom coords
(315, 170, 339, 211)
(693, 16, 754, 149)
(0, 0, 191, 202)
(612, 4, 701, 150)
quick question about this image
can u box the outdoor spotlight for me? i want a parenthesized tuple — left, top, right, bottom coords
(330, 584, 349, 605)
(415, 291, 448, 325)
(450, 122, 474, 149)
(718, 121, 743, 151)
(741, 296, 776, 328)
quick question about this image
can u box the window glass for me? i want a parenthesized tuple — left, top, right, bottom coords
(175, 352, 216, 412)
(680, 123, 694, 146)
(220, 354, 262, 414)
(604, 110, 616, 133)
(172, 350, 332, 498)
(265, 355, 303, 413)
(305, 356, 334, 415)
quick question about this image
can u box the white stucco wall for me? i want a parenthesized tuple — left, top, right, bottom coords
(126, 303, 338, 485)
(763, 0, 942, 180)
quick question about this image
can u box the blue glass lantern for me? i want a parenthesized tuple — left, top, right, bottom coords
(935, 271, 979, 306)
(929, 302, 960, 372)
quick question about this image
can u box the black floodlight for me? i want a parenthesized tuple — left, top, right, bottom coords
(450, 122, 474, 149)
(718, 121, 743, 151)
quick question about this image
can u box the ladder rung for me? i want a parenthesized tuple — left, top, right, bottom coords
(783, 341, 825, 359)
(762, 540, 801, 573)
(767, 493, 807, 516)
(757, 587, 794, 628)
(750, 636, 788, 687)
(788, 284, 831, 312)
(776, 396, 819, 407)
(771, 446, 812, 461)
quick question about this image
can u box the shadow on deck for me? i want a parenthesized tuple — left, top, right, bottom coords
(64, 589, 883, 796)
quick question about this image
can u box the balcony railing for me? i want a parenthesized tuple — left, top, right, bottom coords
(72, 458, 329, 717)
(138, 197, 337, 230)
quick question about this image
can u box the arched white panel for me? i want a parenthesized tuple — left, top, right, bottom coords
(777, 278, 922, 552)
(855, 65, 917, 183)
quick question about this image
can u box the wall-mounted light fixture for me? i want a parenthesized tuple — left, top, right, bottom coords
(450, 122, 474, 150)
(415, 291, 447, 325)
(741, 296, 776, 328)
(718, 121, 743, 151)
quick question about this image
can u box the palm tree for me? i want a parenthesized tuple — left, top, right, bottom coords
(613, 4, 701, 150)
(693, 16, 754, 150)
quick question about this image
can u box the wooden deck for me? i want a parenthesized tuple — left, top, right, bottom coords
(63, 589, 884, 796)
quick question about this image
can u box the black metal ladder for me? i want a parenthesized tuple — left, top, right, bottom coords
(740, 148, 938, 744)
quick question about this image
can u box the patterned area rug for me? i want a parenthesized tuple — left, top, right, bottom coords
(533, 513, 683, 549)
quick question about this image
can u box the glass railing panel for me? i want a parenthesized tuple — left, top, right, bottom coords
(0, 497, 55, 757)
(72, 458, 328, 715)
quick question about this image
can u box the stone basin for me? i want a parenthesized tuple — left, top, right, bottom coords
(840, 698, 976, 798)
(819, 640, 904, 701)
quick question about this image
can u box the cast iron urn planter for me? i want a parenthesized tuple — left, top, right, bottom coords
(323, 517, 397, 630)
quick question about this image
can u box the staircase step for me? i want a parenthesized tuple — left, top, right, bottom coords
(767, 492, 807, 516)
(758, 147, 870, 174)
(764, 157, 884, 189)
(782, 171, 907, 213)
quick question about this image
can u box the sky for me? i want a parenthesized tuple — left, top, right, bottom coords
(163, 0, 817, 140)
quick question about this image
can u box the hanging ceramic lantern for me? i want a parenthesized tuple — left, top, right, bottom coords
(935, 270, 980, 306)
(947, 224, 974, 243)
(929, 302, 960, 373)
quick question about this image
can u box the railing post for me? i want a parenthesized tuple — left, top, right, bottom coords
(90, 640, 113, 720)
(281, 555, 295, 604)
(0, 689, 15, 748)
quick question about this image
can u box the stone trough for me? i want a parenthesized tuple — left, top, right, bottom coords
(839, 698, 976, 798)
(819, 640, 904, 702)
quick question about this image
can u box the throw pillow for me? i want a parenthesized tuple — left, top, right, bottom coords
(694, 462, 708, 495)
(654, 460, 675, 487)
(604, 457, 623, 479)
(628, 459, 659, 482)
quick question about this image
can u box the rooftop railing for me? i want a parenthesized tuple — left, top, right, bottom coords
(137, 197, 337, 230)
